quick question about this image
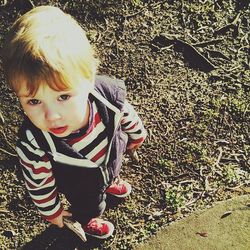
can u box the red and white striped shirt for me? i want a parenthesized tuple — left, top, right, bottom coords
(17, 99, 147, 220)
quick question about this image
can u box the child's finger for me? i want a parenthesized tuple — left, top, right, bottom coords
(62, 210, 72, 217)
(127, 142, 142, 150)
(128, 149, 139, 163)
(54, 216, 64, 228)
(57, 220, 64, 228)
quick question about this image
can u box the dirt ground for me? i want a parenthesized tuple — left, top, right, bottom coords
(0, 0, 249, 249)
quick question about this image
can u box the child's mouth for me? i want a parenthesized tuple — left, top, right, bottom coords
(49, 126, 68, 135)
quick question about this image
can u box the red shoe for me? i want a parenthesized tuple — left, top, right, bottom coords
(83, 218, 114, 239)
(106, 178, 132, 198)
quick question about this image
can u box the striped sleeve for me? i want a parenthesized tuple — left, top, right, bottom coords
(121, 100, 147, 144)
(16, 132, 63, 220)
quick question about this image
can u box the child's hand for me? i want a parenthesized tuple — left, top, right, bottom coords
(127, 141, 144, 163)
(48, 210, 72, 228)
(127, 141, 143, 151)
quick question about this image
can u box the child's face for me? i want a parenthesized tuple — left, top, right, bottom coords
(17, 78, 93, 137)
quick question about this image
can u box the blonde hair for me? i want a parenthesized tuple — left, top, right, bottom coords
(1, 5, 98, 96)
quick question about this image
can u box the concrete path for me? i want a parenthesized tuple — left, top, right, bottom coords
(135, 195, 250, 250)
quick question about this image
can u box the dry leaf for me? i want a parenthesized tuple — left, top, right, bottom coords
(196, 232, 208, 237)
(221, 210, 232, 219)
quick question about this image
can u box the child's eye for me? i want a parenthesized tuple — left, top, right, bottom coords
(27, 99, 41, 105)
(58, 94, 70, 101)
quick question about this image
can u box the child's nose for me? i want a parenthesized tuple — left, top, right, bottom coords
(45, 106, 61, 121)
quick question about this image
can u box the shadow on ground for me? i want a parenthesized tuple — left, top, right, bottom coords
(21, 196, 123, 250)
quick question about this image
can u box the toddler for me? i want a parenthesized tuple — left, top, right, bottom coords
(1, 6, 147, 239)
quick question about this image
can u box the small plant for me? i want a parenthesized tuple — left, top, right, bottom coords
(158, 158, 174, 168)
(223, 164, 240, 185)
(180, 141, 207, 166)
(146, 222, 158, 234)
(228, 91, 249, 122)
(165, 189, 184, 212)
(158, 158, 175, 174)
(131, 0, 142, 7)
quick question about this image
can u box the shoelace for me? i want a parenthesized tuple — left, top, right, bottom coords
(85, 219, 107, 234)
(109, 180, 126, 193)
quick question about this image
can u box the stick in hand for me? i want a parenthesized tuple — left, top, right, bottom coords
(63, 217, 87, 242)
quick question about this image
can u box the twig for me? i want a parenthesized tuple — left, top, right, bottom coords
(0, 148, 17, 156)
(185, 191, 204, 207)
(127, 222, 138, 231)
(193, 39, 223, 47)
(0, 208, 9, 213)
(213, 147, 223, 177)
(0, 130, 16, 151)
(180, 0, 186, 28)
(26, 0, 35, 8)
(240, 33, 249, 44)
(124, 0, 168, 18)
(124, 9, 144, 18)
(214, 12, 241, 36)
(0, 129, 7, 140)
(225, 183, 246, 191)
(231, 12, 241, 25)
(62, 1, 69, 10)
(18, 204, 28, 211)
(214, 147, 223, 166)
(0, 110, 4, 123)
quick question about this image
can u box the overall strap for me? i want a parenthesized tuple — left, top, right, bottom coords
(90, 89, 121, 114)
(21, 117, 99, 168)
(42, 131, 99, 168)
